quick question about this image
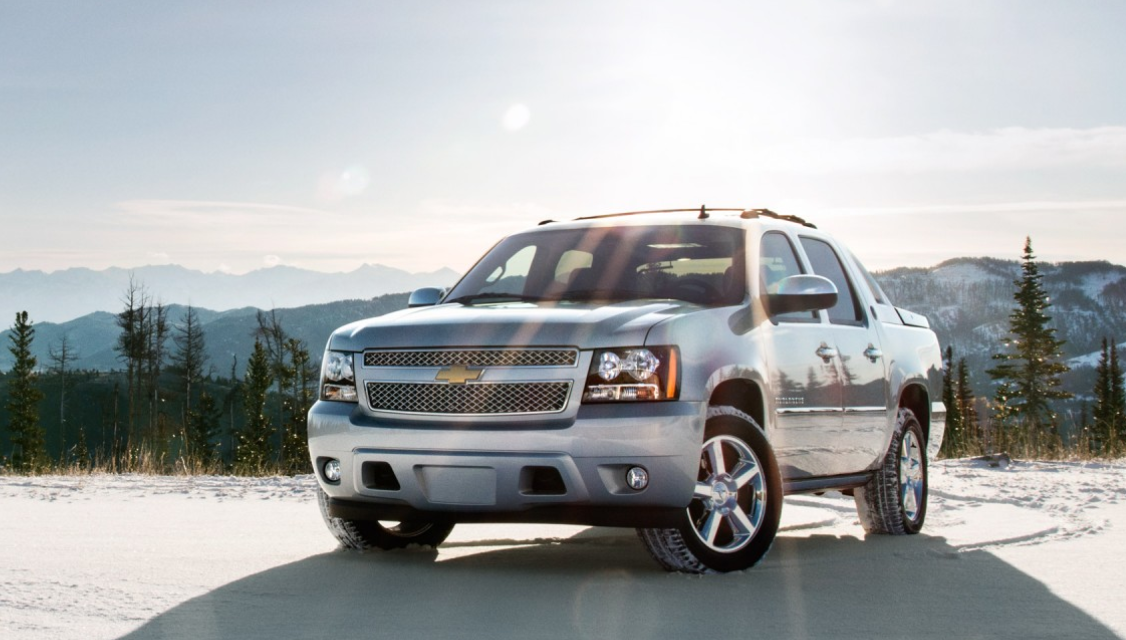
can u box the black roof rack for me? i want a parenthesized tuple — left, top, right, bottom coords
(573, 205, 745, 222)
(552, 205, 816, 228)
(739, 208, 817, 229)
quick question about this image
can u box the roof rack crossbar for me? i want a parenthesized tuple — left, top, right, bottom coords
(574, 207, 744, 222)
(740, 208, 817, 229)
(561, 206, 817, 228)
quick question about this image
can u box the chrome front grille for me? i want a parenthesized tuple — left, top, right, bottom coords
(366, 381, 572, 415)
(364, 348, 578, 368)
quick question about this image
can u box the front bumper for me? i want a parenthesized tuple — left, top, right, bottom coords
(307, 400, 705, 527)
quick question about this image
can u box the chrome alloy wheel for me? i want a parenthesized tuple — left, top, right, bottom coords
(688, 434, 766, 553)
(899, 429, 925, 522)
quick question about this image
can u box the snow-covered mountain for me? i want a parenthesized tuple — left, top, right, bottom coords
(4, 257, 1125, 398)
(876, 257, 1126, 395)
(0, 264, 460, 324)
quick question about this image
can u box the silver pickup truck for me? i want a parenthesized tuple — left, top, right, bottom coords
(308, 208, 945, 573)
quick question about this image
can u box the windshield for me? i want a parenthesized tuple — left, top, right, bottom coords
(446, 225, 746, 306)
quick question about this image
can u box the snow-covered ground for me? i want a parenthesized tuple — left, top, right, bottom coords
(2, 458, 1125, 639)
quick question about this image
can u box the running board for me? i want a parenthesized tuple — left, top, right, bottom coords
(784, 473, 870, 496)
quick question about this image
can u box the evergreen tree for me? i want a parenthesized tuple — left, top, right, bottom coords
(47, 333, 78, 459)
(170, 304, 208, 430)
(1110, 339, 1125, 454)
(5, 311, 47, 470)
(72, 424, 90, 470)
(987, 237, 1072, 453)
(115, 279, 145, 450)
(236, 340, 274, 472)
(940, 345, 964, 457)
(281, 338, 315, 473)
(186, 390, 221, 468)
(1092, 338, 1113, 453)
(255, 310, 292, 452)
(956, 358, 980, 453)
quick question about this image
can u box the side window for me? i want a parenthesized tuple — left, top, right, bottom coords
(799, 237, 863, 325)
(848, 249, 891, 306)
(760, 232, 816, 323)
(480, 245, 537, 295)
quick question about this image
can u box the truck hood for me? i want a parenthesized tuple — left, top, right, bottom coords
(327, 301, 692, 352)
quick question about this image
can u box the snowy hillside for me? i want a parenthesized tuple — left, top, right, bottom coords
(877, 257, 1126, 396)
(3, 459, 1125, 639)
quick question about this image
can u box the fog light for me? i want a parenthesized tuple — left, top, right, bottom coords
(323, 459, 342, 483)
(626, 466, 649, 491)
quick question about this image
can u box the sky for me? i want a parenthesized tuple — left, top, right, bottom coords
(2, 1, 1125, 276)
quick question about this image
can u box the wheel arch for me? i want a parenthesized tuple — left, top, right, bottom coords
(708, 378, 766, 434)
(898, 382, 930, 444)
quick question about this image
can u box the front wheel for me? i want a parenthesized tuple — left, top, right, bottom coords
(638, 406, 783, 573)
(855, 408, 928, 535)
(317, 491, 455, 550)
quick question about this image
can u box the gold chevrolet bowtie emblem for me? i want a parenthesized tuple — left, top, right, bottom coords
(435, 364, 483, 385)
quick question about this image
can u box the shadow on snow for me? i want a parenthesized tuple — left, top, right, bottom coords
(120, 529, 1116, 640)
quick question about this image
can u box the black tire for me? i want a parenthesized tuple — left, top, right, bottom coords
(855, 408, 928, 535)
(317, 491, 455, 550)
(638, 406, 783, 574)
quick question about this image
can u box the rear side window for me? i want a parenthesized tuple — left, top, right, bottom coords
(848, 250, 892, 306)
(799, 237, 863, 326)
(760, 232, 816, 323)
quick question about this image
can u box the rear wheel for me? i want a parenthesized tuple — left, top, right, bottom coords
(855, 408, 928, 535)
(317, 491, 455, 550)
(638, 406, 783, 573)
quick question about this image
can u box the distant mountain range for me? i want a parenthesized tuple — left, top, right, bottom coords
(0, 264, 460, 324)
(878, 257, 1126, 398)
(0, 295, 412, 375)
(2, 257, 1125, 400)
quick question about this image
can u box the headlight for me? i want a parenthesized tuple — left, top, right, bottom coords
(583, 346, 679, 403)
(321, 350, 358, 402)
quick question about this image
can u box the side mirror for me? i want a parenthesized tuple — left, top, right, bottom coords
(765, 275, 838, 316)
(408, 287, 445, 308)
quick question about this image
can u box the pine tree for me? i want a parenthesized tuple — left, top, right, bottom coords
(1110, 339, 1125, 454)
(236, 340, 274, 473)
(170, 304, 208, 434)
(47, 333, 78, 459)
(940, 345, 964, 457)
(987, 237, 1072, 454)
(956, 358, 980, 454)
(72, 424, 90, 470)
(1092, 338, 1113, 453)
(6, 311, 47, 471)
(281, 338, 315, 473)
(115, 279, 145, 451)
(186, 390, 221, 468)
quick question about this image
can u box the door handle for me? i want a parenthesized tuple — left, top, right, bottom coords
(864, 345, 883, 363)
(816, 344, 838, 363)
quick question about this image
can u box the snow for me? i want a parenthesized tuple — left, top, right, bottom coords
(3, 460, 1126, 639)
(1080, 271, 1125, 302)
(931, 261, 1010, 282)
(1069, 341, 1126, 369)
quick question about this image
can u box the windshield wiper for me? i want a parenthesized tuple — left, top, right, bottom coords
(444, 293, 543, 305)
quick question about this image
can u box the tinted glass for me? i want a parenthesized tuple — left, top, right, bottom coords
(760, 232, 816, 323)
(447, 225, 746, 306)
(848, 249, 891, 306)
(799, 237, 863, 325)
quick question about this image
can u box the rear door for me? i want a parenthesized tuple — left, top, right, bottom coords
(797, 235, 890, 472)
